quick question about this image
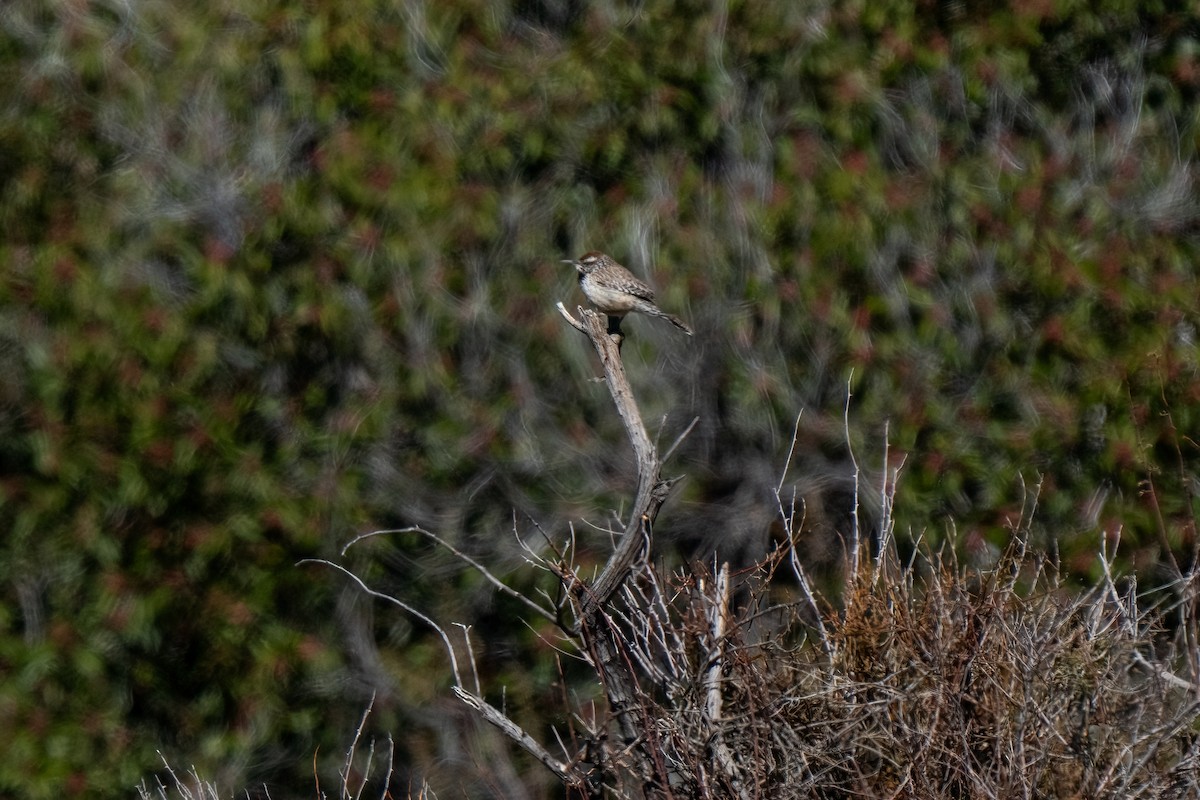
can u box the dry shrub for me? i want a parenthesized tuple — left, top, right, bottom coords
(587, 538, 1200, 799)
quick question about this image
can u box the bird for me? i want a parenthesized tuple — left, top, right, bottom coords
(562, 251, 693, 336)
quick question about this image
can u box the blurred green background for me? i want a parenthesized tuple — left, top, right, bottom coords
(1, 0, 1198, 796)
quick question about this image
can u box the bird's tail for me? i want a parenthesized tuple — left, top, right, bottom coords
(656, 310, 693, 336)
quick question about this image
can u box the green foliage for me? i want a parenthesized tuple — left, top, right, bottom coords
(0, 0, 1198, 796)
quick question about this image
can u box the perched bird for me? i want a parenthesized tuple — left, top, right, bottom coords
(563, 251, 693, 336)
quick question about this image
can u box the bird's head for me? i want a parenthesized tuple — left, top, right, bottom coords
(562, 251, 609, 275)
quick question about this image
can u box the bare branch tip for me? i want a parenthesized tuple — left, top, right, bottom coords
(555, 301, 586, 331)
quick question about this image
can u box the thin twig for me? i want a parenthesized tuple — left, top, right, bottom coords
(843, 373, 862, 576)
(663, 415, 701, 463)
(342, 693, 376, 800)
(777, 410, 804, 494)
(343, 526, 557, 624)
(298, 558, 465, 687)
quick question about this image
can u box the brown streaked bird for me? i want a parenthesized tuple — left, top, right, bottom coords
(562, 251, 693, 336)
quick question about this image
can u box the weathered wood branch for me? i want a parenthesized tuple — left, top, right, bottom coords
(556, 302, 678, 615)
(557, 301, 686, 798)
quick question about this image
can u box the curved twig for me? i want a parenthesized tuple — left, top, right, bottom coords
(299, 558, 465, 688)
(342, 526, 557, 624)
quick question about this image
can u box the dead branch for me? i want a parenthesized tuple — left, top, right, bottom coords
(302, 558, 595, 792)
(560, 302, 689, 797)
(559, 304, 680, 614)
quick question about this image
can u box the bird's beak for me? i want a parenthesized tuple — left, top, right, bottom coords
(561, 259, 577, 266)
